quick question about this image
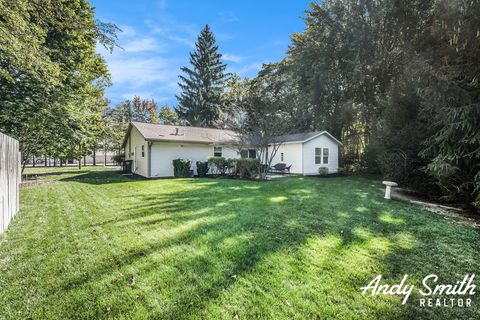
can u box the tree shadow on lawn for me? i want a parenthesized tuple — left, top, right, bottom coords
(58, 169, 130, 185)
(57, 176, 479, 319)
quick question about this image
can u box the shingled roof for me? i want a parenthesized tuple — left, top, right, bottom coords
(122, 122, 239, 147)
(122, 122, 342, 147)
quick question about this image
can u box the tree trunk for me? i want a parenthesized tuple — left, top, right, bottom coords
(93, 148, 96, 166)
(21, 151, 30, 174)
(78, 144, 82, 169)
(83, 155, 86, 167)
(104, 145, 107, 166)
(32, 155, 35, 167)
(44, 156, 47, 167)
(53, 158, 56, 167)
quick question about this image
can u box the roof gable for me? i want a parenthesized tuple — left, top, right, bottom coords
(272, 131, 343, 145)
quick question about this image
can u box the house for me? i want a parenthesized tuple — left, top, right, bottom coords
(269, 131, 342, 175)
(122, 122, 342, 178)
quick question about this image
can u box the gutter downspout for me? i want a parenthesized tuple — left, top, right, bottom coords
(148, 141, 152, 178)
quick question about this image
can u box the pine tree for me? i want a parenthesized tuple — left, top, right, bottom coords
(176, 25, 228, 127)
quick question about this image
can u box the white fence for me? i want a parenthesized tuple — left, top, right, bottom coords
(0, 132, 20, 234)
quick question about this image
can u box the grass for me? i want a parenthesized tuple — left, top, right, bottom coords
(0, 167, 479, 319)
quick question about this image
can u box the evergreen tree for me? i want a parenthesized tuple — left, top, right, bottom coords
(176, 25, 228, 127)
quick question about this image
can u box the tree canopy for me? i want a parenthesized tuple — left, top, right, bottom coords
(277, 0, 480, 209)
(0, 0, 119, 169)
(229, 0, 480, 209)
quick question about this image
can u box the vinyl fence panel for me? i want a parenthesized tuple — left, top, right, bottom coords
(0, 132, 20, 234)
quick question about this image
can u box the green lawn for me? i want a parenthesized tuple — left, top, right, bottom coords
(0, 168, 479, 319)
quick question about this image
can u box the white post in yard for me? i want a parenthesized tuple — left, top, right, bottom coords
(382, 181, 398, 200)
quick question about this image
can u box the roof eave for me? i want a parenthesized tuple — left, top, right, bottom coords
(146, 138, 238, 145)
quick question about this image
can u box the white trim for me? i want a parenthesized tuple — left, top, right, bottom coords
(302, 131, 343, 146)
(274, 131, 342, 146)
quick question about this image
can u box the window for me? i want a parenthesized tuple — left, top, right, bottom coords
(214, 147, 222, 157)
(281, 152, 284, 161)
(315, 148, 321, 164)
(241, 149, 256, 158)
(141, 145, 145, 157)
(323, 148, 329, 164)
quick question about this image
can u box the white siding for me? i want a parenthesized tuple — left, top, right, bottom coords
(125, 126, 149, 177)
(302, 135, 339, 175)
(150, 142, 239, 177)
(269, 143, 304, 174)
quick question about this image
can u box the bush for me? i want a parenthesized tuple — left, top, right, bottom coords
(319, 166, 329, 176)
(236, 158, 260, 179)
(172, 159, 192, 177)
(377, 152, 405, 182)
(208, 156, 226, 175)
(225, 158, 237, 175)
(196, 161, 209, 177)
(112, 153, 124, 165)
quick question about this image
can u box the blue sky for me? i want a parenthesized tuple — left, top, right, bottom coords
(91, 0, 311, 107)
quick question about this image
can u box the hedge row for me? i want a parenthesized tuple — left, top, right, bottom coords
(172, 157, 261, 179)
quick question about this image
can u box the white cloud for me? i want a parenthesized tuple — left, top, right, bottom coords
(123, 37, 163, 53)
(234, 62, 263, 76)
(121, 91, 154, 100)
(145, 18, 198, 43)
(119, 25, 137, 38)
(222, 54, 244, 63)
(167, 35, 194, 48)
(106, 56, 174, 87)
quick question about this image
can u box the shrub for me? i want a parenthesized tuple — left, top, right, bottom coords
(236, 158, 260, 179)
(196, 161, 209, 177)
(172, 159, 192, 177)
(319, 166, 329, 176)
(225, 158, 237, 175)
(377, 152, 405, 182)
(112, 153, 124, 165)
(208, 156, 226, 175)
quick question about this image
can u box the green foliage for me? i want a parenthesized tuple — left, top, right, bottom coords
(112, 153, 124, 165)
(233, 63, 293, 179)
(176, 25, 228, 127)
(318, 167, 329, 176)
(131, 96, 158, 123)
(196, 161, 209, 177)
(207, 157, 237, 176)
(225, 158, 237, 175)
(0, 0, 118, 170)
(236, 158, 260, 179)
(172, 159, 192, 178)
(158, 105, 180, 125)
(277, 0, 480, 209)
(208, 156, 226, 175)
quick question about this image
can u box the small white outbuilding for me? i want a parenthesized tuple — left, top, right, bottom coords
(122, 122, 342, 178)
(268, 131, 343, 175)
